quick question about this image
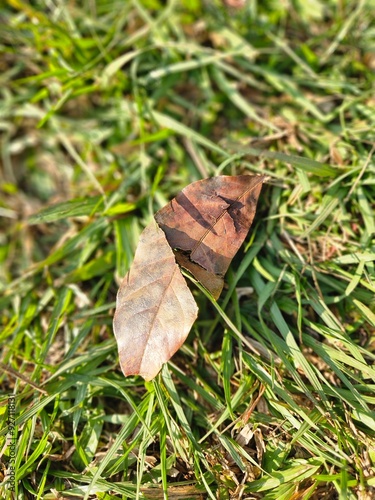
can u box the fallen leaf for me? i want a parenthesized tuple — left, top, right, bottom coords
(113, 222, 198, 380)
(114, 175, 265, 379)
(155, 175, 265, 298)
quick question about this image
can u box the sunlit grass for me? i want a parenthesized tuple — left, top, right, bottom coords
(0, 1, 374, 499)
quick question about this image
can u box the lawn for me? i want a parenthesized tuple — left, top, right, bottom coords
(0, 1, 375, 499)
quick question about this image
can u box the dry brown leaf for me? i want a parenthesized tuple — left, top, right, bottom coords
(155, 175, 265, 298)
(114, 175, 265, 379)
(113, 222, 198, 380)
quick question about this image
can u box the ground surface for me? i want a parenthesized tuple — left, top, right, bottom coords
(0, 1, 375, 499)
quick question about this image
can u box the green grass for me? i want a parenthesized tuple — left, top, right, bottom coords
(1, 0, 375, 499)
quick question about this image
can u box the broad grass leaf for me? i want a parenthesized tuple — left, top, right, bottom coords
(155, 175, 265, 299)
(113, 222, 198, 381)
(28, 196, 104, 224)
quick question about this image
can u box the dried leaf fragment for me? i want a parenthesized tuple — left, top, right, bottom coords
(113, 222, 198, 380)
